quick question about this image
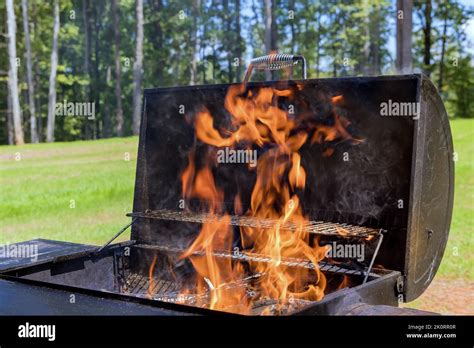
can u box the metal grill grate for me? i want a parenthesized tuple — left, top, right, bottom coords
(118, 242, 383, 315)
(119, 262, 375, 315)
(135, 244, 380, 278)
(122, 272, 180, 298)
(120, 271, 313, 314)
(127, 209, 380, 238)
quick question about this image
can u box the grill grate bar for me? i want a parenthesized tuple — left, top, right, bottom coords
(124, 273, 139, 292)
(136, 244, 381, 278)
(134, 277, 148, 294)
(127, 209, 380, 238)
(160, 280, 173, 294)
(122, 274, 181, 298)
(120, 266, 367, 315)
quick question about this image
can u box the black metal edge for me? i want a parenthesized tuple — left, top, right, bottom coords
(0, 239, 97, 273)
(421, 74, 454, 296)
(0, 243, 232, 317)
(0, 265, 400, 317)
(0, 241, 401, 316)
(292, 270, 401, 315)
(0, 241, 234, 316)
(404, 74, 454, 301)
(61, 240, 136, 262)
(0, 241, 135, 274)
(142, 74, 423, 96)
(0, 273, 231, 316)
(21, 238, 91, 246)
(130, 93, 150, 242)
(404, 74, 425, 300)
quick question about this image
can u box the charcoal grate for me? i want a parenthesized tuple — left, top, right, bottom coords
(122, 272, 180, 298)
(120, 271, 316, 315)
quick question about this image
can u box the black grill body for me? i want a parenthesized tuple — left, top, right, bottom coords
(0, 74, 453, 315)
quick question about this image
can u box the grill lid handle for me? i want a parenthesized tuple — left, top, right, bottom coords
(243, 53, 307, 83)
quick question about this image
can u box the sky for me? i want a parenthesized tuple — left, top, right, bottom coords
(461, 0, 474, 55)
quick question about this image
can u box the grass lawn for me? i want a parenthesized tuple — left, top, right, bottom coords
(440, 119, 474, 281)
(0, 119, 472, 283)
(0, 137, 137, 245)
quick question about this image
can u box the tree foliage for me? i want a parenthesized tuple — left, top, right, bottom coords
(0, 0, 473, 144)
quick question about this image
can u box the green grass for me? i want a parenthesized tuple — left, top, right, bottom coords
(0, 137, 137, 245)
(0, 120, 472, 280)
(438, 119, 474, 280)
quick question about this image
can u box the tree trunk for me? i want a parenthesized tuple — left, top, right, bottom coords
(371, 7, 381, 75)
(46, 0, 60, 143)
(132, 0, 144, 135)
(264, 0, 272, 80)
(423, 0, 432, 69)
(368, 2, 381, 75)
(211, 43, 216, 82)
(82, 0, 92, 140)
(22, 0, 38, 143)
(82, 0, 90, 80)
(201, 25, 206, 84)
(270, 0, 277, 50)
(112, 0, 124, 136)
(35, 61, 42, 142)
(224, 0, 232, 83)
(103, 65, 111, 138)
(315, 11, 321, 77)
(362, 0, 371, 75)
(6, 85, 14, 145)
(32, 6, 41, 142)
(438, 13, 448, 91)
(328, 9, 339, 77)
(190, 0, 200, 85)
(151, 0, 164, 83)
(396, 0, 413, 74)
(235, 0, 243, 81)
(251, 0, 264, 51)
(92, 2, 103, 139)
(267, 0, 278, 79)
(289, 0, 295, 53)
(6, 0, 25, 145)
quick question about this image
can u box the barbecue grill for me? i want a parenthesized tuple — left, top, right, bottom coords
(0, 54, 454, 316)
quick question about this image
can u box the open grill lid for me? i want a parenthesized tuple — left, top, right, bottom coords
(130, 69, 454, 302)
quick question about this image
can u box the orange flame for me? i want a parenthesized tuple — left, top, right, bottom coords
(176, 85, 360, 314)
(148, 255, 157, 298)
(337, 275, 349, 290)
